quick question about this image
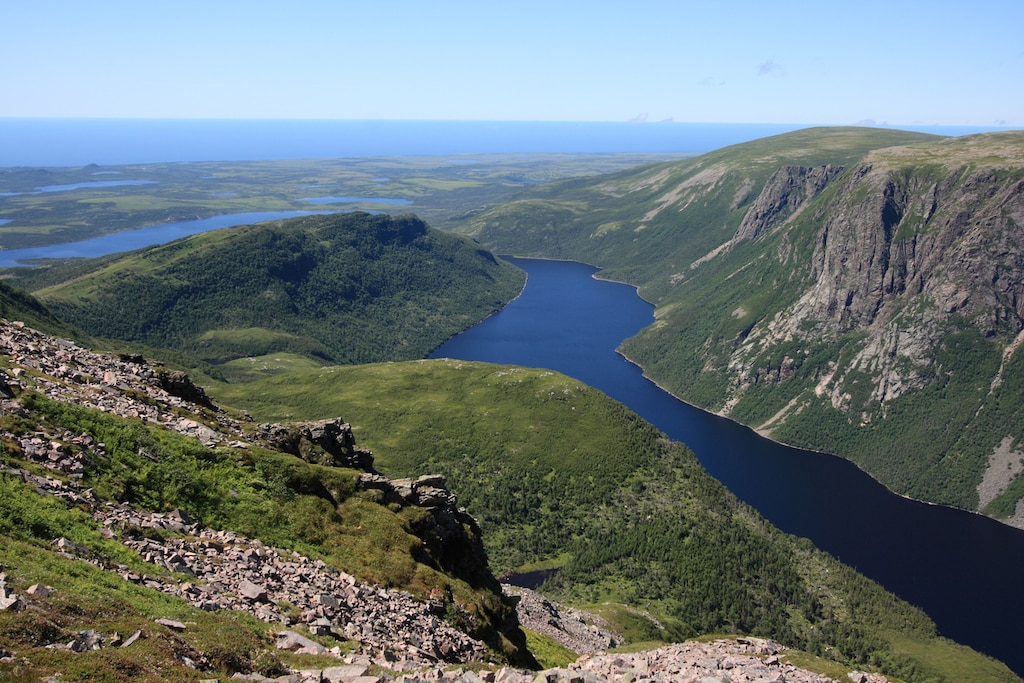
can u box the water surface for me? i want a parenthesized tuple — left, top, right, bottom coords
(0, 211, 334, 268)
(431, 257, 1024, 676)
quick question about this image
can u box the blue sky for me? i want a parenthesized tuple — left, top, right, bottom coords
(3, 0, 1021, 126)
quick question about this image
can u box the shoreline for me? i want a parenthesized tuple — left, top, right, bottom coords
(614, 344, 1024, 534)
(432, 253, 1024, 535)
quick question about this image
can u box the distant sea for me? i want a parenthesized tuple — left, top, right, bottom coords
(0, 119, 1010, 167)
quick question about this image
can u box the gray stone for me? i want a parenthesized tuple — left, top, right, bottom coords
(121, 630, 143, 647)
(319, 593, 341, 610)
(276, 630, 327, 655)
(320, 665, 370, 681)
(155, 618, 187, 631)
(238, 579, 269, 602)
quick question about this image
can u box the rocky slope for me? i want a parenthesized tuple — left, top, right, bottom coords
(0, 317, 517, 677)
(0, 319, 911, 682)
(457, 128, 1024, 523)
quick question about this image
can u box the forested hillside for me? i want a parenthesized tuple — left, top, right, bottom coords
(204, 358, 1020, 683)
(22, 212, 524, 364)
(454, 128, 1024, 523)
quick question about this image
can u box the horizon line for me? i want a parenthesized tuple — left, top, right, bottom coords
(0, 116, 1017, 130)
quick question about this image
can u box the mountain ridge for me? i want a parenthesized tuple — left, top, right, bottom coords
(454, 127, 1024, 524)
(19, 211, 525, 366)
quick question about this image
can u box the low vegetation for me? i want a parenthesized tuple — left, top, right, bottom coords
(0, 153, 686, 250)
(204, 358, 1020, 682)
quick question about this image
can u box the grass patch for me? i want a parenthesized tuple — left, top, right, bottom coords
(0, 537, 290, 682)
(521, 628, 578, 668)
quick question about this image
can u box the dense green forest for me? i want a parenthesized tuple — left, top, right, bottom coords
(21, 212, 524, 364)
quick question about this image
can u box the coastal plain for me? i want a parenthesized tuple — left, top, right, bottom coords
(0, 153, 689, 251)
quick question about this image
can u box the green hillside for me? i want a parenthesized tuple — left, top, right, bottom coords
(0, 320, 536, 681)
(203, 357, 1020, 683)
(453, 127, 1024, 521)
(456, 127, 939, 290)
(0, 278, 82, 340)
(26, 211, 524, 364)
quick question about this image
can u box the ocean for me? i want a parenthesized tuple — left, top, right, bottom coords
(0, 118, 1009, 167)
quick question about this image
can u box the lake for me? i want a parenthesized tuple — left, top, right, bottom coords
(430, 257, 1024, 677)
(0, 211, 335, 268)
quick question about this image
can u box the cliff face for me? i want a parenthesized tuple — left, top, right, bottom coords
(682, 134, 1024, 518)
(731, 164, 845, 244)
(731, 149, 1024, 408)
(460, 127, 1024, 521)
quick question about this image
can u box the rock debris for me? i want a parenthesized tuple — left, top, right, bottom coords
(0, 318, 888, 682)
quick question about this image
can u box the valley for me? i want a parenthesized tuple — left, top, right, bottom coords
(452, 128, 1024, 527)
(2, 129, 1023, 681)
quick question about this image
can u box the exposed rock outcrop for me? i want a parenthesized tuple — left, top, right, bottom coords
(504, 585, 619, 655)
(728, 149, 1024, 413)
(733, 164, 844, 243)
(257, 419, 376, 470)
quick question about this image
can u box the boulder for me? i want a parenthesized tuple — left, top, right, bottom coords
(276, 630, 327, 655)
(257, 418, 375, 470)
(238, 580, 269, 602)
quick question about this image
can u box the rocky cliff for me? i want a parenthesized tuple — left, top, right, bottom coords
(714, 134, 1024, 516)
(458, 127, 1024, 524)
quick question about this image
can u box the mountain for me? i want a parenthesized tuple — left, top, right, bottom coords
(22, 211, 524, 365)
(0, 317, 540, 680)
(453, 127, 1024, 523)
(202, 357, 1020, 683)
(0, 273, 1017, 680)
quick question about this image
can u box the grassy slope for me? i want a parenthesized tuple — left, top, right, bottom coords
(0, 385, 523, 680)
(452, 127, 1024, 515)
(202, 357, 1020, 683)
(0, 279, 83, 340)
(26, 212, 524, 364)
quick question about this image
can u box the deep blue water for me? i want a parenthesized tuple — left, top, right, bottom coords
(0, 118, 1009, 167)
(431, 257, 1024, 677)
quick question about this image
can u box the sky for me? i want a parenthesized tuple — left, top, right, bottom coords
(3, 0, 1022, 126)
